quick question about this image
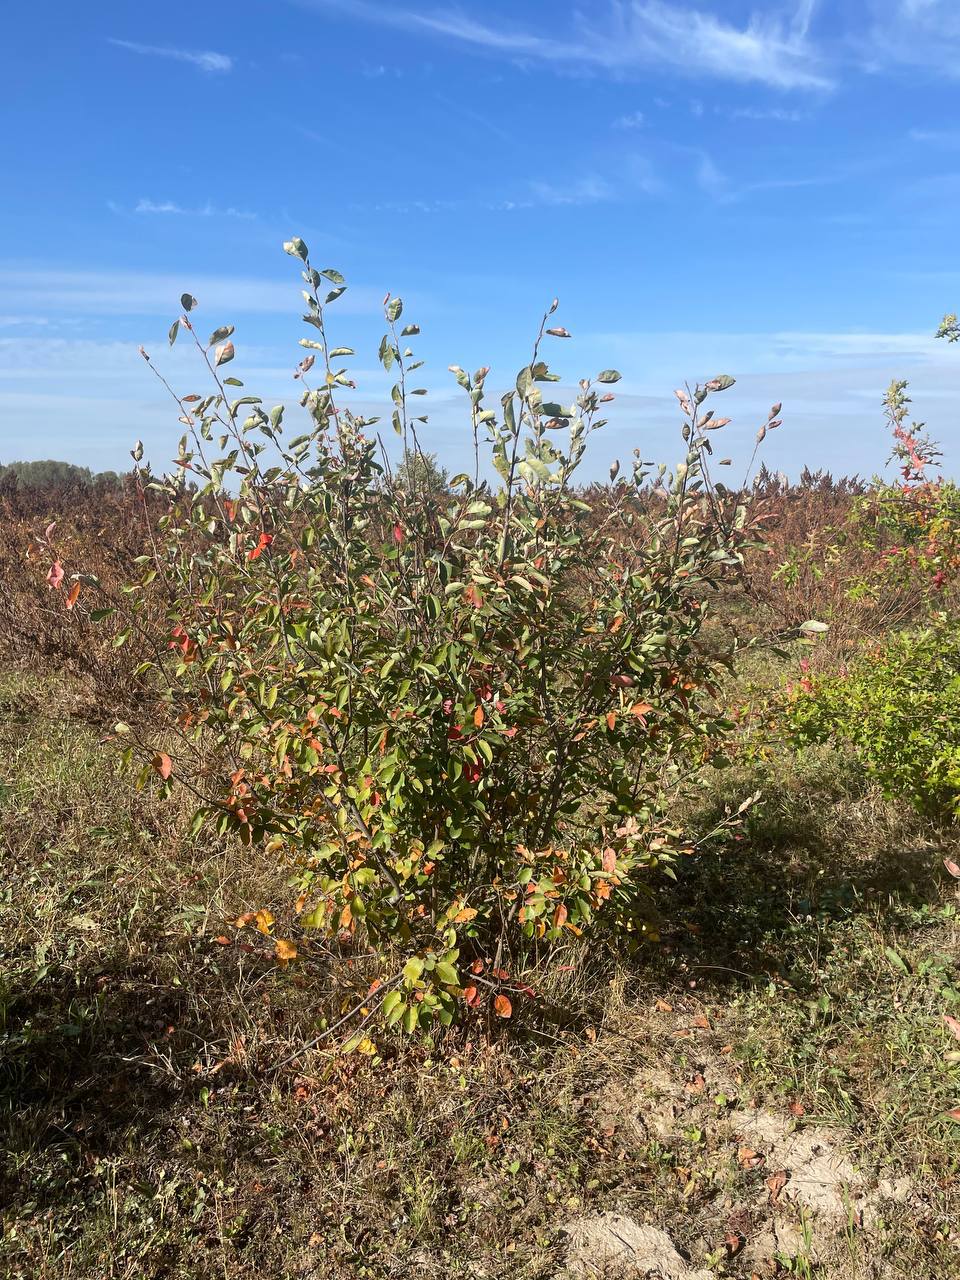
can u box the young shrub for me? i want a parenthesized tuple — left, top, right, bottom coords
(86, 240, 772, 1031)
(785, 620, 960, 821)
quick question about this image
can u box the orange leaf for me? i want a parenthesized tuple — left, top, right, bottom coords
(766, 1169, 788, 1203)
(494, 993, 513, 1019)
(945, 1107, 960, 1122)
(46, 559, 64, 590)
(630, 701, 654, 718)
(944, 857, 960, 879)
(474, 705, 485, 728)
(255, 909, 275, 935)
(275, 938, 298, 964)
(463, 985, 481, 1007)
(152, 752, 173, 780)
(602, 847, 617, 873)
(605, 711, 616, 731)
(65, 580, 81, 610)
(247, 531, 273, 561)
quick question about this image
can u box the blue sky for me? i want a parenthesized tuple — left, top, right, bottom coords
(2, 0, 959, 481)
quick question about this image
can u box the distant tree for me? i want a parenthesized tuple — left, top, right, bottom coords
(391, 449, 449, 495)
(0, 459, 122, 492)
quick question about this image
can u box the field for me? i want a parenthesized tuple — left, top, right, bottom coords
(2, 448, 959, 1280)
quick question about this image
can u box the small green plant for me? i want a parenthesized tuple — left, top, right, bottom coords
(785, 620, 960, 820)
(59, 238, 775, 1034)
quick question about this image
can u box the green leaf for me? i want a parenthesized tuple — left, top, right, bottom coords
(434, 961, 458, 986)
(597, 370, 622, 384)
(884, 946, 911, 974)
(386, 297, 403, 322)
(180, 293, 197, 312)
(208, 325, 235, 345)
(283, 237, 309, 261)
(168, 319, 180, 346)
(403, 956, 424, 985)
(706, 374, 736, 391)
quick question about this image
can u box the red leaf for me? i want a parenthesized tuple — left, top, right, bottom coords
(152, 752, 173, 780)
(494, 994, 512, 1019)
(463, 985, 481, 1007)
(46, 560, 64, 590)
(944, 1014, 960, 1042)
(393, 523, 404, 544)
(65, 580, 81, 610)
(602, 847, 617, 873)
(943, 858, 960, 880)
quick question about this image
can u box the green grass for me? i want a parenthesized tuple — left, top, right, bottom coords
(2, 666, 959, 1278)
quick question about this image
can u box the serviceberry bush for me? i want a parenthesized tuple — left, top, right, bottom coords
(79, 239, 775, 1032)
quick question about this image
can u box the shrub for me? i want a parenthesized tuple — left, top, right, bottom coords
(784, 620, 960, 821)
(67, 239, 774, 1031)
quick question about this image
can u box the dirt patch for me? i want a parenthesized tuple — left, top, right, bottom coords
(561, 1215, 712, 1280)
(584, 1006, 921, 1273)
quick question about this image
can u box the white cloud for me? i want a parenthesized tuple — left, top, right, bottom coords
(108, 38, 233, 73)
(303, 1, 832, 90)
(613, 110, 646, 130)
(133, 199, 257, 219)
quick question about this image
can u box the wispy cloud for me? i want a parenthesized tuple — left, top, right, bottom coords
(862, 0, 960, 78)
(133, 198, 257, 219)
(613, 110, 645, 130)
(728, 105, 807, 122)
(0, 267, 382, 318)
(301, 1, 832, 91)
(108, 38, 233, 74)
(910, 127, 960, 145)
(694, 150, 834, 203)
(527, 175, 616, 207)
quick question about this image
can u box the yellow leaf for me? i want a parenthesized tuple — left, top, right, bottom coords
(255, 908, 275, 935)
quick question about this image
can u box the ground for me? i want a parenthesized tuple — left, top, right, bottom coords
(1, 665, 959, 1279)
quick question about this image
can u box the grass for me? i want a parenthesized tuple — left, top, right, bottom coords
(2, 664, 959, 1278)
